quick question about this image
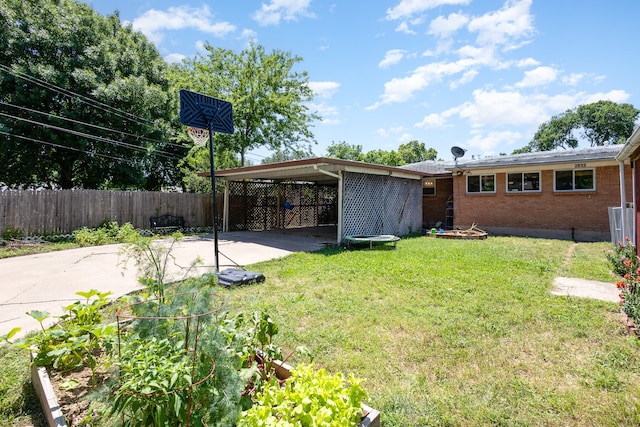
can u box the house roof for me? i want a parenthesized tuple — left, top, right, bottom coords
(449, 145, 623, 171)
(616, 126, 640, 161)
(400, 160, 454, 175)
(206, 157, 425, 184)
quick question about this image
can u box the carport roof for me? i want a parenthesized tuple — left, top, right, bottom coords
(205, 157, 425, 184)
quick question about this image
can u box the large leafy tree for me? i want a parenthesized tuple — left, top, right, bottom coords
(0, 0, 182, 189)
(397, 140, 437, 163)
(326, 140, 437, 166)
(326, 141, 364, 161)
(173, 42, 320, 168)
(520, 101, 639, 152)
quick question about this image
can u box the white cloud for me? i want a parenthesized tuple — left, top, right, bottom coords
(516, 57, 540, 67)
(398, 132, 413, 143)
(379, 49, 407, 68)
(252, 0, 315, 26)
(386, 0, 471, 21)
(367, 57, 487, 109)
(437, 88, 631, 132)
(309, 102, 341, 124)
(450, 69, 478, 89)
(466, 130, 523, 151)
(415, 112, 449, 128)
(450, 89, 557, 128)
(376, 128, 390, 138)
(468, 0, 534, 48)
(583, 90, 630, 104)
(195, 40, 206, 53)
(562, 73, 584, 86)
(164, 53, 186, 64)
(516, 66, 558, 87)
(131, 5, 235, 44)
(308, 81, 340, 99)
(428, 13, 469, 38)
(395, 21, 417, 35)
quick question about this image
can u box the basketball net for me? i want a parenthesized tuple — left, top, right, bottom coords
(186, 126, 210, 146)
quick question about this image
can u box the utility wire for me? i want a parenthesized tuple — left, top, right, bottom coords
(0, 130, 139, 164)
(0, 100, 189, 151)
(0, 64, 158, 128)
(0, 111, 180, 160)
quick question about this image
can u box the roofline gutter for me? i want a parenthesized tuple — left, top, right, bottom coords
(617, 125, 640, 161)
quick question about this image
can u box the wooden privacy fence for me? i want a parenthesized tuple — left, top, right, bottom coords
(0, 189, 214, 235)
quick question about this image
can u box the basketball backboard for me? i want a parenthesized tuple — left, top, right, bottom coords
(179, 89, 234, 134)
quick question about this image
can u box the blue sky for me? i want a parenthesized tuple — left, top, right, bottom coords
(84, 0, 640, 163)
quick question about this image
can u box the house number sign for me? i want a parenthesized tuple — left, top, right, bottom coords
(575, 163, 586, 168)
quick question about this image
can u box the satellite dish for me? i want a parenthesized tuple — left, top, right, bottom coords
(451, 146, 466, 160)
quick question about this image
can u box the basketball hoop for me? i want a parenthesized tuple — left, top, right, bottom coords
(186, 126, 210, 146)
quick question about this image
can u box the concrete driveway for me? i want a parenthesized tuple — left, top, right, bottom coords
(0, 229, 335, 340)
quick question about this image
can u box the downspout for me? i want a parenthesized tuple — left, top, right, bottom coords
(314, 165, 342, 243)
(223, 180, 230, 232)
(619, 160, 628, 243)
(633, 161, 637, 245)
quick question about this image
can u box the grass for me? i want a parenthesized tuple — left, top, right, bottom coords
(0, 346, 47, 426)
(211, 236, 639, 426)
(0, 241, 78, 259)
(2, 236, 638, 426)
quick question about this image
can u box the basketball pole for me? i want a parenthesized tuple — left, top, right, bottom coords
(208, 121, 220, 273)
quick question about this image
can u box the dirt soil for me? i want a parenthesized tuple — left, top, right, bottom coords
(48, 365, 110, 426)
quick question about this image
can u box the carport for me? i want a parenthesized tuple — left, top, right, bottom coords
(210, 157, 424, 244)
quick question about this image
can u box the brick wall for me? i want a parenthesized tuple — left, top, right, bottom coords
(422, 177, 453, 228)
(452, 165, 632, 241)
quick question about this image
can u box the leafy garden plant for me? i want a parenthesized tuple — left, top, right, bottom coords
(10, 290, 116, 388)
(607, 238, 640, 324)
(239, 363, 368, 427)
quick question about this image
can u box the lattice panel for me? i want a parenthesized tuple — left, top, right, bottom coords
(342, 172, 422, 239)
(226, 181, 337, 231)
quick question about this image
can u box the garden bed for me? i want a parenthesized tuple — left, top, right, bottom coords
(32, 354, 380, 427)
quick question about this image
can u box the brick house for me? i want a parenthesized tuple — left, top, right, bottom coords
(615, 126, 640, 245)
(406, 146, 632, 241)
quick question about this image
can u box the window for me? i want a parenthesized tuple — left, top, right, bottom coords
(467, 174, 495, 193)
(507, 172, 540, 192)
(554, 169, 595, 191)
(422, 179, 436, 195)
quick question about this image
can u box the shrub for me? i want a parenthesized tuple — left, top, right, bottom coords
(2, 226, 24, 240)
(607, 238, 640, 325)
(606, 238, 639, 277)
(73, 221, 140, 247)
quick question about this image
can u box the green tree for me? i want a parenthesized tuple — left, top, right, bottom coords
(397, 140, 437, 164)
(261, 145, 314, 164)
(523, 101, 639, 152)
(173, 42, 320, 166)
(0, 0, 181, 189)
(325, 141, 364, 161)
(363, 149, 403, 166)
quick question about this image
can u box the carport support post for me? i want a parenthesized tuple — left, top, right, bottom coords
(208, 122, 220, 273)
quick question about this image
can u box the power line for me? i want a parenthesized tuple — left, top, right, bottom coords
(0, 111, 180, 160)
(0, 130, 138, 164)
(0, 64, 158, 128)
(0, 100, 189, 151)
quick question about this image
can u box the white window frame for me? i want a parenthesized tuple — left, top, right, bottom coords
(466, 174, 496, 194)
(506, 171, 541, 193)
(553, 168, 595, 192)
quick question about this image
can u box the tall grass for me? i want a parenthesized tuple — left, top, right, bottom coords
(217, 236, 639, 426)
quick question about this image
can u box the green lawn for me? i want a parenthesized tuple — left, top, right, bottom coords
(2, 236, 639, 426)
(214, 236, 639, 426)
